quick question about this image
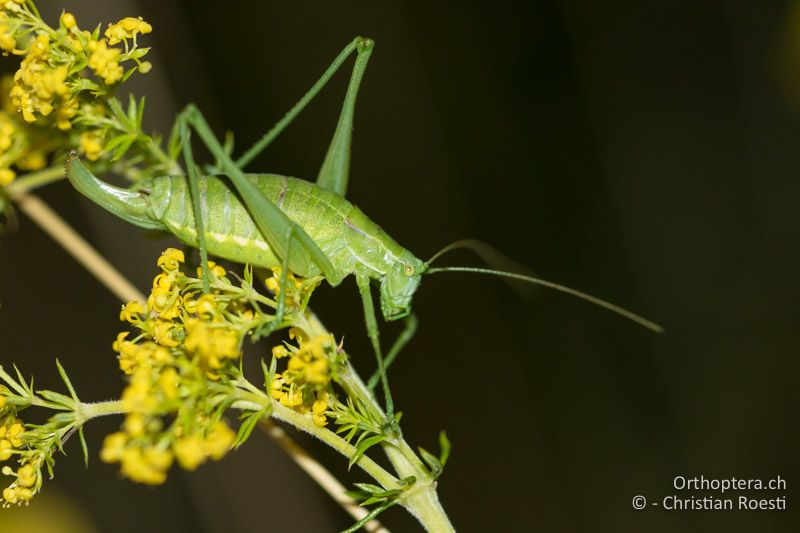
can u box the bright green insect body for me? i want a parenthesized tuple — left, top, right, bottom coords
(68, 168, 424, 320)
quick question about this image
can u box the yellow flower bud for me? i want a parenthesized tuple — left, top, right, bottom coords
(198, 260, 226, 278)
(15, 487, 33, 502)
(0, 168, 15, 186)
(0, 32, 15, 52)
(29, 34, 49, 59)
(152, 320, 180, 347)
(15, 150, 47, 171)
(100, 432, 127, 463)
(204, 421, 235, 460)
(272, 345, 288, 359)
(159, 368, 180, 400)
(279, 389, 304, 407)
(0, 440, 12, 461)
(88, 40, 123, 85)
(123, 413, 146, 437)
(120, 300, 144, 322)
(174, 435, 206, 470)
(158, 248, 184, 270)
(3, 487, 18, 505)
(144, 447, 173, 471)
(312, 398, 328, 415)
(61, 12, 76, 30)
(16, 464, 36, 487)
(265, 277, 280, 294)
(195, 294, 217, 317)
(120, 446, 167, 485)
(80, 130, 104, 161)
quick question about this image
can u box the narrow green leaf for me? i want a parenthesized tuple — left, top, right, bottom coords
(261, 357, 275, 394)
(348, 434, 386, 470)
(78, 426, 89, 467)
(38, 390, 74, 408)
(136, 96, 146, 129)
(439, 430, 451, 466)
(13, 365, 26, 392)
(359, 495, 386, 507)
(341, 500, 396, 533)
(127, 93, 137, 126)
(27, 1, 41, 18)
(55, 359, 79, 402)
(223, 130, 235, 158)
(121, 66, 138, 84)
(72, 77, 101, 93)
(399, 475, 416, 487)
(418, 446, 442, 478)
(127, 47, 150, 60)
(0, 366, 26, 396)
(104, 133, 133, 152)
(352, 482, 384, 494)
(107, 98, 130, 128)
(68, 58, 88, 76)
(111, 137, 135, 161)
(167, 121, 181, 161)
(234, 410, 263, 448)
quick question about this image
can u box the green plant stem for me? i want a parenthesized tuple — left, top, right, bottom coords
(298, 311, 454, 532)
(5, 166, 65, 198)
(146, 135, 182, 175)
(76, 400, 126, 423)
(400, 484, 454, 533)
(231, 392, 400, 491)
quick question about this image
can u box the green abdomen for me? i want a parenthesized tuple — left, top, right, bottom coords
(150, 174, 356, 276)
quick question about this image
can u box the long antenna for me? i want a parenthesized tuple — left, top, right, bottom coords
(426, 265, 664, 333)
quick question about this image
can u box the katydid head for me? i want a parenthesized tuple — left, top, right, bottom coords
(379, 254, 425, 321)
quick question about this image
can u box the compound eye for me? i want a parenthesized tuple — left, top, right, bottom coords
(404, 264, 414, 276)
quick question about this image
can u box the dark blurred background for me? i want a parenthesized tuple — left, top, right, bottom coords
(1, 1, 798, 531)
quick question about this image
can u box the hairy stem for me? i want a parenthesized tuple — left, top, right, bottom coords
(77, 400, 126, 422)
(298, 311, 454, 532)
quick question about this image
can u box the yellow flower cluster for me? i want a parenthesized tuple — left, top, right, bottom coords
(105, 16, 152, 46)
(0, 4, 155, 185)
(102, 249, 250, 485)
(184, 317, 240, 373)
(7, 6, 152, 126)
(0, 400, 41, 507)
(172, 421, 235, 471)
(0, 11, 17, 53)
(100, 430, 173, 485)
(0, 76, 49, 186)
(0, 416, 24, 461)
(88, 40, 123, 85)
(0, 110, 15, 186)
(2, 461, 38, 506)
(271, 332, 335, 427)
(265, 266, 304, 294)
(11, 33, 71, 124)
